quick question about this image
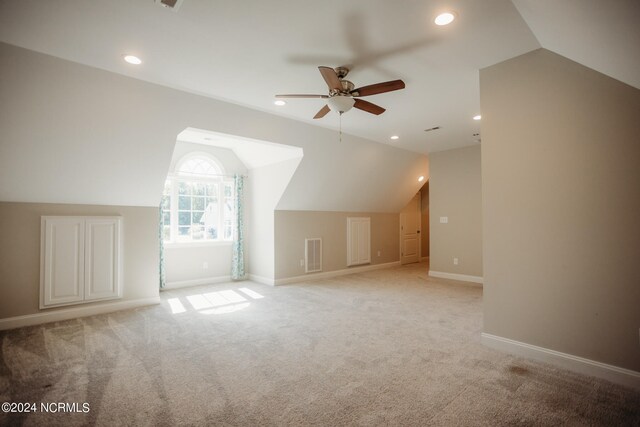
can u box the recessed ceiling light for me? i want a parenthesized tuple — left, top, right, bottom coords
(473, 115, 481, 120)
(274, 100, 286, 106)
(390, 135, 399, 140)
(435, 12, 456, 26)
(418, 176, 425, 182)
(123, 55, 142, 65)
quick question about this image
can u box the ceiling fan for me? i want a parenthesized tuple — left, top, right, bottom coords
(276, 66, 405, 119)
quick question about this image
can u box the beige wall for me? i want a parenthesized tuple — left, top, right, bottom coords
(0, 202, 159, 319)
(274, 211, 400, 280)
(480, 48, 640, 371)
(420, 182, 429, 258)
(429, 146, 482, 277)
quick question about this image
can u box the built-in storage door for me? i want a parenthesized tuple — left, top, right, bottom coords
(42, 217, 85, 307)
(84, 218, 121, 301)
(41, 216, 122, 308)
(347, 217, 371, 266)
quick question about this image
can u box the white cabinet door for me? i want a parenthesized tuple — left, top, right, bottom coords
(84, 218, 121, 301)
(347, 217, 371, 266)
(41, 217, 85, 307)
(41, 216, 122, 308)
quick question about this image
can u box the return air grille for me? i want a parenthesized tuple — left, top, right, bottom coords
(305, 238, 322, 273)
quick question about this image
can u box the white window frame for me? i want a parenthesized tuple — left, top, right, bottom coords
(162, 153, 234, 247)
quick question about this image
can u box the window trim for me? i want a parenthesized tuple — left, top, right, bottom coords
(175, 151, 225, 178)
(162, 153, 234, 245)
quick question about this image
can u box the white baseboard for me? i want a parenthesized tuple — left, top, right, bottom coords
(274, 261, 401, 286)
(0, 296, 161, 331)
(163, 275, 231, 290)
(249, 274, 275, 286)
(429, 270, 483, 284)
(481, 333, 640, 390)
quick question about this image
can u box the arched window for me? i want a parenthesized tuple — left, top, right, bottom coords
(176, 155, 223, 177)
(162, 153, 234, 244)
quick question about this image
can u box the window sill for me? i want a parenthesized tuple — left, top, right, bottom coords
(164, 240, 233, 249)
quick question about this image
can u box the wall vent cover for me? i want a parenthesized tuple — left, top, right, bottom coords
(305, 238, 322, 273)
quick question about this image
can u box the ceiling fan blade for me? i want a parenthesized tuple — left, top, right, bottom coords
(276, 94, 329, 98)
(313, 105, 331, 119)
(351, 80, 405, 97)
(318, 66, 342, 91)
(354, 99, 386, 115)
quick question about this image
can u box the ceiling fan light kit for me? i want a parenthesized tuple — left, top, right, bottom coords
(275, 66, 405, 119)
(327, 96, 355, 114)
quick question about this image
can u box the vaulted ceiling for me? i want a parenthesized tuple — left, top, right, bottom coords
(0, 0, 638, 155)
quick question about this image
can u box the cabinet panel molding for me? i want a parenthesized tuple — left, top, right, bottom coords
(84, 218, 122, 301)
(347, 217, 371, 267)
(40, 216, 122, 309)
(41, 217, 85, 307)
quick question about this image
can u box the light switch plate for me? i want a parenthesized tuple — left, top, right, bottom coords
(440, 216, 448, 223)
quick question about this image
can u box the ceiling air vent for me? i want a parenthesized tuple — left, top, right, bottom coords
(155, 0, 184, 12)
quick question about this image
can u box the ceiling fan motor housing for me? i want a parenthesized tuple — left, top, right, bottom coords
(335, 66, 350, 79)
(340, 80, 355, 93)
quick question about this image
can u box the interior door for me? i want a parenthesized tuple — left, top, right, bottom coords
(400, 193, 420, 265)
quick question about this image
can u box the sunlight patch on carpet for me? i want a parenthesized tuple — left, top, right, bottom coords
(169, 287, 265, 316)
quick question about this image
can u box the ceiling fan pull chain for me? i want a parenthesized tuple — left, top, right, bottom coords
(339, 112, 342, 143)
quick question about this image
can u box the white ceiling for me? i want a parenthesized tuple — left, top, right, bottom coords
(513, 0, 640, 91)
(0, 0, 637, 154)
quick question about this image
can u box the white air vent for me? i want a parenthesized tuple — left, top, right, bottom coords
(305, 238, 322, 273)
(155, 0, 184, 12)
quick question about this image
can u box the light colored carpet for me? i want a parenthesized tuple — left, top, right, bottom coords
(1, 262, 638, 426)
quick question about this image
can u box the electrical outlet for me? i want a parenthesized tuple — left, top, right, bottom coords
(203, 262, 209, 269)
(453, 257, 459, 265)
(300, 259, 304, 267)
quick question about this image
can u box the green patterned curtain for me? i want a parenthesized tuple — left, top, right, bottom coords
(231, 174, 245, 280)
(159, 205, 166, 289)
